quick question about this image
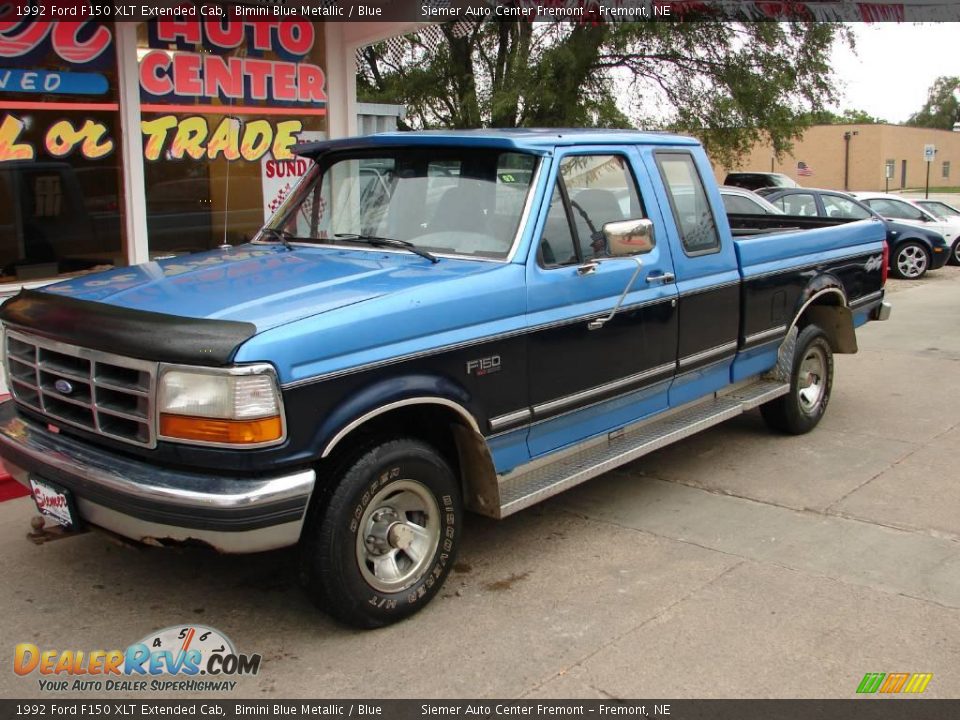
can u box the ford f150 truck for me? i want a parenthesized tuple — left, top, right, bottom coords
(0, 130, 891, 628)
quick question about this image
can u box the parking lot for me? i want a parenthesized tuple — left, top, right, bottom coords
(1, 267, 958, 700)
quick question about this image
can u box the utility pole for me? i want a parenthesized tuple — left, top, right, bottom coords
(843, 130, 859, 191)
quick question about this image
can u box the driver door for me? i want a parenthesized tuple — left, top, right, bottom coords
(524, 150, 679, 457)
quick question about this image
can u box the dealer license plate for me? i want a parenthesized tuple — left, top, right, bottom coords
(29, 476, 78, 530)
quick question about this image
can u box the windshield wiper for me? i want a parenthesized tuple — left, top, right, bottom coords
(334, 234, 439, 264)
(259, 227, 296, 251)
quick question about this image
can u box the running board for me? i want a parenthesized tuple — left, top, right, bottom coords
(494, 379, 789, 518)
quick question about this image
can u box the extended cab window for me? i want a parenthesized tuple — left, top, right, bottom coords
(656, 153, 720, 255)
(539, 154, 645, 266)
(266, 149, 539, 260)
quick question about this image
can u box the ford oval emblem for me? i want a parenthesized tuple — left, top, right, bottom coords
(54, 379, 74, 395)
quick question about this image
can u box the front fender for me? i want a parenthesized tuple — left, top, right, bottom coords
(314, 374, 481, 458)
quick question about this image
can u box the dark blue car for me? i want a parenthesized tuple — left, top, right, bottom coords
(758, 187, 950, 280)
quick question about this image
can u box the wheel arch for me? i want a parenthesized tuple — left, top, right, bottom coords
(788, 281, 857, 354)
(316, 380, 499, 517)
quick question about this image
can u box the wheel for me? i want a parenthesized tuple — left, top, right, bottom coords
(760, 324, 833, 435)
(950, 239, 960, 266)
(299, 438, 461, 628)
(889, 241, 929, 279)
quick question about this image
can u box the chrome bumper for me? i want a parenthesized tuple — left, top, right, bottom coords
(873, 300, 892, 321)
(0, 402, 315, 553)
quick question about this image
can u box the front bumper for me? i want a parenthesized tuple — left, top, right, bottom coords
(931, 244, 951, 269)
(0, 401, 315, 553)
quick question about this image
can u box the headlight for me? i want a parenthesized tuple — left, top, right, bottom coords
(157, 364, 285, 447)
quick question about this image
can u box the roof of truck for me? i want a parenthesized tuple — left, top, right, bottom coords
(294, 128, 700, 156)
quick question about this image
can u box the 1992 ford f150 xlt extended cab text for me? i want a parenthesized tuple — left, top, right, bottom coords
(0, 130, 891, 627)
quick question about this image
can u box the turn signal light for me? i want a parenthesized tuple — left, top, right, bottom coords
(159, 414, 283, 445)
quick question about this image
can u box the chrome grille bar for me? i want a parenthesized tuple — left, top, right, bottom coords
(3, 328, 158, 448)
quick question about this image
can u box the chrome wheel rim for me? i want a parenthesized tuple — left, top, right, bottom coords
(797, 346, 827, 414)
(897, 245, 927, 278)
(953, 241, 960, 265)
(356, 479, 440, 593)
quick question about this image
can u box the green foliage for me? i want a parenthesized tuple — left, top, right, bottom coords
(806, 108, 887, 124)
(906, 76, 960, 130)
(358, 21, 852, 166)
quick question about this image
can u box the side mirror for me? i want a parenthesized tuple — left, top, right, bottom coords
(602, 218, 656, 257)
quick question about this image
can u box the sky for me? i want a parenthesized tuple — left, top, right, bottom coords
(829, 22, 960, 123)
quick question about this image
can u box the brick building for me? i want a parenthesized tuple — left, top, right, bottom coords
(714, 124, 960, 193)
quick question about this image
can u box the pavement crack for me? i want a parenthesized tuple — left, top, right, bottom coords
(824, 420, 959, 513)
(519, 560, 746, 698)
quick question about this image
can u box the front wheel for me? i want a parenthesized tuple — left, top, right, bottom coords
(761, 324, 834, 435)
(299, 438, 461, 628)
(950, 239, 960, 266)
(890, 241, 929, 279)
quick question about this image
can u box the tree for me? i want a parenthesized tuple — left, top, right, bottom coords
(358, 21, 852, 167)
(906, 76, 960, 130)
(807, 108, 887, 125)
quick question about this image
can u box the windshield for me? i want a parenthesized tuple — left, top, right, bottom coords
(260, 148, 540, 260)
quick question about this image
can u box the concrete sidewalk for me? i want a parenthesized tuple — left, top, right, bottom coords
(1, 269, 958, 700)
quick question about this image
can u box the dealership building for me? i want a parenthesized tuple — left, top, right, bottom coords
(0, 18, 417, 298)
(716, 123, 960, 193)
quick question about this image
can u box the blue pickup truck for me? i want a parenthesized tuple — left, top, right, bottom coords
(0, 130, 890, 627)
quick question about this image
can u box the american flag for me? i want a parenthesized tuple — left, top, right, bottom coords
(797, 161, 814, 177)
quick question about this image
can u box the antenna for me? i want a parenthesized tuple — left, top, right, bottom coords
(219, 114, 240, 251)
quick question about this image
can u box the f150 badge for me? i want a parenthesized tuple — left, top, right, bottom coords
(466, 355, 501, 377)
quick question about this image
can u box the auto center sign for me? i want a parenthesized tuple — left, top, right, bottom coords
(0, 16, 327, 163)
(140, 19, 327, 163)
(140, 20, 327, 107)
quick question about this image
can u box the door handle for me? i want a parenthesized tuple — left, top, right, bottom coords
(646, 271, 675, 284)
(577, 262, 600, 276)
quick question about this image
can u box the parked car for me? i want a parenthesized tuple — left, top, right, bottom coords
(718, 185, 784, 215)
(0, 130, 888, 628)
(853, 192, 960, 269)
(761, 188, 951, 280)
(913, 199, 960, 264)
(723, 171, 799, 192)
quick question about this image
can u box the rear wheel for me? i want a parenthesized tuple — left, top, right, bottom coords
(299, 438, 461, 628)
(761, 324, 833, 435)
(890, 241, 929, 279)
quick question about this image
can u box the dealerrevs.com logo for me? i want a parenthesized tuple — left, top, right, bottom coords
(14, 625, 261, 693)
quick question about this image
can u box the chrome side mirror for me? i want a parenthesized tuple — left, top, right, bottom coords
(603, 218, 656, 257)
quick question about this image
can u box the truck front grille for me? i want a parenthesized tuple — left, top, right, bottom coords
(3, 328, 158, 448)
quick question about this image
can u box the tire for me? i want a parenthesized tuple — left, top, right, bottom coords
(760, 324, 834, 435)
(889, 241, 929, 279)
(299, 438, 461, 628)
(950, 239, 960, 266)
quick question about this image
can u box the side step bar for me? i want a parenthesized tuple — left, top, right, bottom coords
(494, 379, 789, 518)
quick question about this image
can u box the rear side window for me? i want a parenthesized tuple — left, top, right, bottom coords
(657, 153, 720, 255)
(774, 193, 818, 217)
(722, 193, 771, 215)
(822, 195, 871, 220)
(865, 199, 927, 222)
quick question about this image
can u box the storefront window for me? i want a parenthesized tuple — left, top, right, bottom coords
(0, 20, 124, 284)
(136, 19, 327, 255)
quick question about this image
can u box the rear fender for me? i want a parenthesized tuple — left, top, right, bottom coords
(788, 276, 857, 354)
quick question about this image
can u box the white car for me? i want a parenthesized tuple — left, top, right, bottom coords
(853, 192, 960, 265)
(914, 199, 960, 264)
